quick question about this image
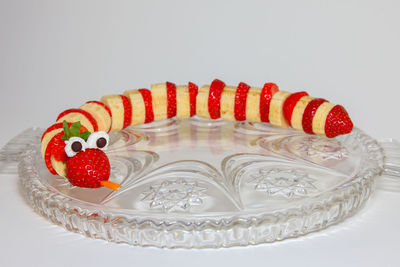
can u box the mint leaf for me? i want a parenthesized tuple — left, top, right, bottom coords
(70, 121, 81, 137)
(60, 135, 68, 141)
(62, 120, 70, 140)
(80, 131, 91, 141)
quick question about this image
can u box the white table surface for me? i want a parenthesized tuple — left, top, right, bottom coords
(1, 1, 400, 266)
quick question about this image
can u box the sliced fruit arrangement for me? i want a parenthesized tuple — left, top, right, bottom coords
(43, 121, 121, 190)
(41, 78, 353, 189)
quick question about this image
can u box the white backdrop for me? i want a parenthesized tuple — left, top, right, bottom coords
(1, 1, 400, 266)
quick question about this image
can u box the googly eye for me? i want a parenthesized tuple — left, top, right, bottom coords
(64, 137, 87, 157)
(87, 131, 109, 150)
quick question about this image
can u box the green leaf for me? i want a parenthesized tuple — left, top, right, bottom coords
(69, 121, 81, 137)
(79, 131, 91, 141)
(60, 135, 68, 141)
(62, 120, 70, 139)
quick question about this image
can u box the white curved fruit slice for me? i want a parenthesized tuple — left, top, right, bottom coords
(51, 156, 66, 177)
(245, 87, 262, 123)
(220, 86, 237, 121)
(151, 83, 168, 121)
(79, 102, 112, 132)
(176, 85, 190, 118)
(291, 96, 315, 131)
(101, 95, 125, 131)
(312, 102, 335, 136)
(124, 90, 146, 125)
(269, 91, 291, 128)
(196, 85, 211, 119)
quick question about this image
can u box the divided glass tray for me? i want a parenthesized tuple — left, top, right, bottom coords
(6, 117, 386, 248)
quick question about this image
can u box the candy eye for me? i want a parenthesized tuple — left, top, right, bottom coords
(87, 131, 109, 150)
(65, 137, 87, 157)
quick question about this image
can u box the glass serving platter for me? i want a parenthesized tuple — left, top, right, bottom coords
(5, 117, 386, 248)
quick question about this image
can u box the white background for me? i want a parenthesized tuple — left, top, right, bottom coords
(1, 1, 400, 266)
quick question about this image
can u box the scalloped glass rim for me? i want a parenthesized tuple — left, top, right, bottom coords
(18, 121, 384, 248)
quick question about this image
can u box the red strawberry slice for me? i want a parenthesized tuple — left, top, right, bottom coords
(260, 83, 279, 122)
(166, 82, 177, 118)
(86, 100, 112, 118)
(138, 89, 154, 123)
(66, 148, 110, 188)
(302, 98, 327, 134)
(57, 109, 99, 132)
(283, 91, 309, 126)
(51, 133, 67, 162)
(325, 105, 353, 138)
(234, 82, 250, 121)
(208, 79, 226, 119)
(120, 95, 132, 129)
(188, 82, 198, 117)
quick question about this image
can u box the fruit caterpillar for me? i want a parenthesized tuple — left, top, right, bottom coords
(41, 79, 353, 190)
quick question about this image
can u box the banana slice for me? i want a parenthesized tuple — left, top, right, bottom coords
(101, 95, 125, 131)
(291, 96, 314, 131)
(79, 102, 112, 132)
(220, 86, 237, 121)
(51, 156, 66, 177)
(124, 89, 146, 125)
(245, 87, 262, 123)
(151, 83, 168, 121)
(196, 85, 211, 119)
(176, 85, 190, 118)
(312, 102, 335, 135)
(269, 91, 291, 128)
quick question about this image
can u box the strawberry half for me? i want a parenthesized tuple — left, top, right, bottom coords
(260, 83, 279, 122)
(283, 91, 309, 126)
(208, 79, 226, 119)
(138, 89, 154, 123)
(66, 149, 110, 188)
(188, 82, 198, 117)
(302, 98, 327, 134)
(324, 105, 353, 138)
(234, 82, 250, 121)
(166, 82, 177, 118)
